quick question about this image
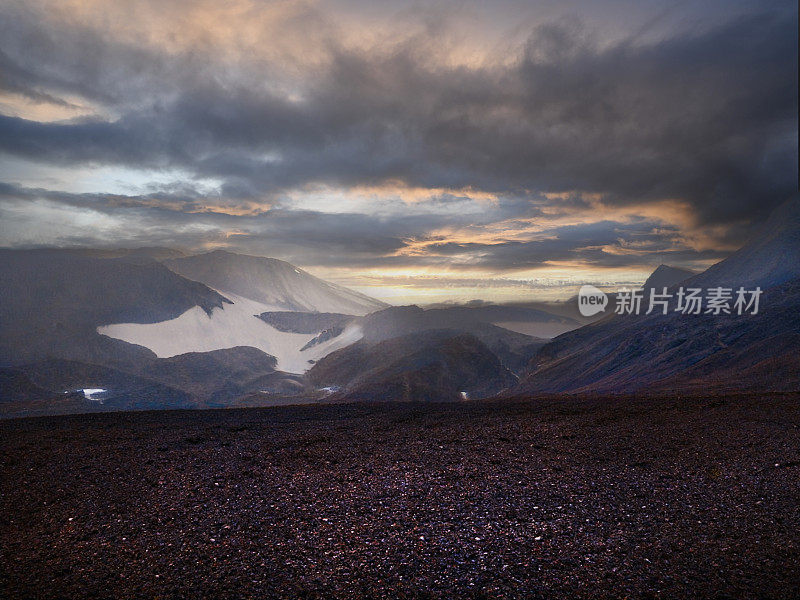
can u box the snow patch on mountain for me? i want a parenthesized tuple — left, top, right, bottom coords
(81, 388, 107, 401)
(98, 292, 363, 373)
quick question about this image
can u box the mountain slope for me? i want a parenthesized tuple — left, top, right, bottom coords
(0, 249, 229, 368)
(0, 248, 372, 413)
(3, 359, 196, 417)
(164, 250, 386, 315)
(359, 305, 547, 374)
(516, 197, 800, 394)
(138, 346, 303, 404)
(643, 265, 697, 289)
(308, 330, 518, 402)
(687, 198, 800, 289)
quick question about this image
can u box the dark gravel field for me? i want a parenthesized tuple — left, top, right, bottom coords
(2, 394, 799, 599)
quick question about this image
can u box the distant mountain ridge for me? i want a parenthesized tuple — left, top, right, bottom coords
(164, 250, 386, 315)
(358, 305, 548, 374)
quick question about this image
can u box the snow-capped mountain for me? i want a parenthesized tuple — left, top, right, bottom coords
(0, 247, 387, 414)
(0, 249, 229, 367)
(97, 250, 386, 373)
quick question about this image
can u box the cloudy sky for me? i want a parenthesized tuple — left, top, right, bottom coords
(0, 0, 796, 302)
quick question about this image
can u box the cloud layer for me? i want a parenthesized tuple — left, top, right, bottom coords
(0, 0, 796, 299)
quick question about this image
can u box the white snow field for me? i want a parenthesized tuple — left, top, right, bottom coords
(98, 292, 363, 373)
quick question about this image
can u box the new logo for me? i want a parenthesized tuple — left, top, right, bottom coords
(578, 284, 608, 317)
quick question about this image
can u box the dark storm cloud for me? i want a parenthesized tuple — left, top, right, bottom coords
(0, 3, 197, 108)
(1, 5, 796, 210)
(0, 0, 796, 274)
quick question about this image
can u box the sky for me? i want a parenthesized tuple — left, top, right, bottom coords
(0, 0, 797, 303)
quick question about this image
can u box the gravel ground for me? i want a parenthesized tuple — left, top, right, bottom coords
(1, 394, 799, 599)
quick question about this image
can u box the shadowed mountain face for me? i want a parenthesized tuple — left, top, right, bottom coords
(0, 249, 229, 368)
(516, 198, 800, 394)
(308, 330, 518, 402)
(256, 312, 353, 334)
(164, 250, 387, 315)
(0, 359, 196, 418)
(138, 346, 284, 403)
(1, 345, 309, 418)
(0, 369, 53, 405)
(687, 198, 800, 290)
(0, 250, 228, 329)
(518, 279, 800, 393)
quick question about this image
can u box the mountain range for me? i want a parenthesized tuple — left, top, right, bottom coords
(1, 197, 798, 416)
(0, 246, 564, 414)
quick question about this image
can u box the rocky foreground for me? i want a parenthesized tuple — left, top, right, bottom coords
(1, 394, 799, 599)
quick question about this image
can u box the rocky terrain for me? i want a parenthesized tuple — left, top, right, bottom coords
(2, 393, 798, 599)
